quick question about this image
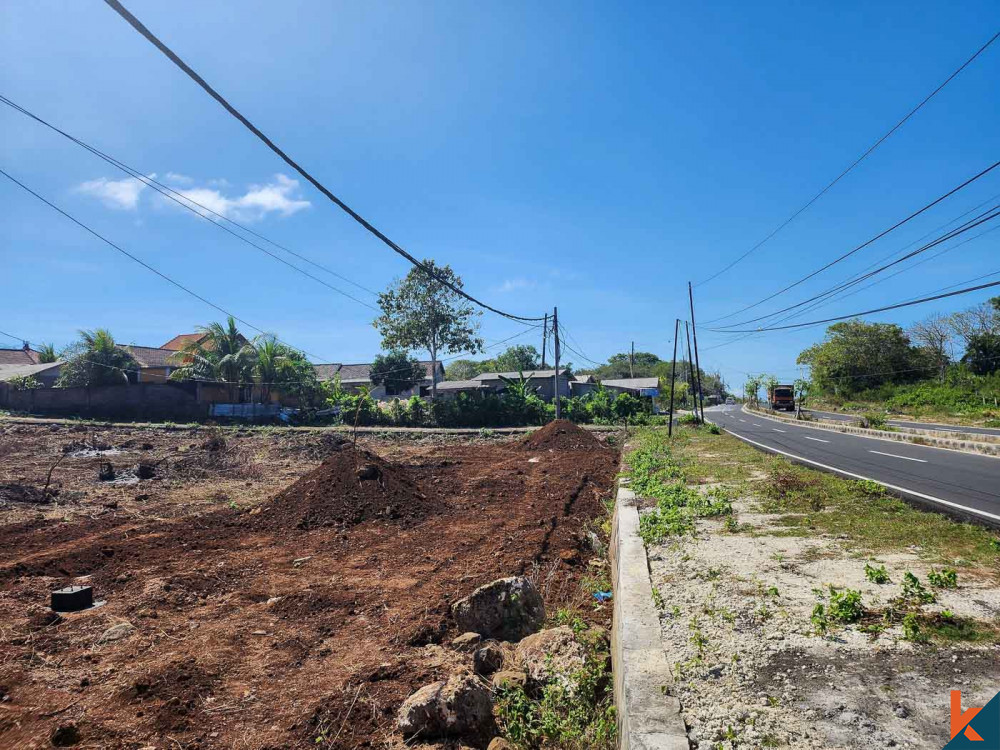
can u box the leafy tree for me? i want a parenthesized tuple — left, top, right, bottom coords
(169, 316, 257, 401)
(797, 321, 922, 396)
(56, 329, 138, 387)
(493, 345, 541, 373)
(374, 260, 484, 399)
(445, 359, 487, 381)
(252, 335, 318, 403)
(370, 350, 426, 396)
(36, 343, 58, 363)
(961, 332, 1000, 375)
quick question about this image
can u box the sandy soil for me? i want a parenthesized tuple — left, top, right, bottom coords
(0, 421, 620, 749)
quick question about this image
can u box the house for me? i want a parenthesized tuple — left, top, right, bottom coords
(0, 361, 63, 388)
(313, 361, 446, 400)
(119, 345, 181, 383)
(601, 377, 660, 397)
(569, 374, 596, 398)
(471, 369, 573, 402)
(161, 333, 209, 351)
(0, 344, 42, 366)
(434, 379, 492, 399)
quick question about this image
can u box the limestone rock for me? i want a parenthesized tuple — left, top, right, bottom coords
(452, 632, 482, 652)
(488, 738, 515, 750)
(491, 671, 528, 690)
(98, 622, 136, 644)
(452, 577, 544, 641)
(514, 626, 585, 685)
(473, 642, 504, 676)
(397, 674, 493, 739)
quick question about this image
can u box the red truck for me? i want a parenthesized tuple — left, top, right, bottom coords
(769, 384, 796, 411)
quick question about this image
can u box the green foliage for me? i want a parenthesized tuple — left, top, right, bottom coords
(962, 331, 1000, 375)
(812, 586, 865, 630)
(494, 631, 616, 750)
(374, 260, 484, 395)
(369, 350, 425, 395)
(6, 374, 43, 391)
(927, 568, 958, 589)
(901, 572, 935, 604)
(36, 343, 58, 363)
(859, 411, 890, 430)
(902, 612, 922, 642)
(56, 328, 138, 388)
(864, 563, 890, 584)
(493, 344, 541, 373)
(611, 392, 644, 423)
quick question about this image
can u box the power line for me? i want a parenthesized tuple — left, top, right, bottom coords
(704, 159, 1000, 324)
(103, 0, 546, 324)
(0, 167, 330, 363)
(0, 94, 379, 311)
(718, 279, 1000, 333)
(695, 29, 1000, 288)
(708, 204, 1000, 330)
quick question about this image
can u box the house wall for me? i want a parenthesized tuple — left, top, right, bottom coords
(137, 367, 173, 383)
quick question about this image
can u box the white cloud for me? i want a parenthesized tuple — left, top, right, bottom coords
(497, 278, 537, 293)
(78, 171, 311, 223)
(75, 175, 150, 210)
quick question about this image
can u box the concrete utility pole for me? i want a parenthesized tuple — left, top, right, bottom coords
(541, 313, 548, 369)
(668, 319, 679, 437)
(552, 307, 561, 420)
(684, 320, 695, 413)
(629, 341, 634, 378)
(688, 282, 705, 422)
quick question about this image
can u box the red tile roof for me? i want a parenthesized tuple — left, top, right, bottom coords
(160, 333, 206, 351)
(0, 348, 40, 365)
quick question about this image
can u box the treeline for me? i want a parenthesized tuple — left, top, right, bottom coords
(797, 296, 1000, 417)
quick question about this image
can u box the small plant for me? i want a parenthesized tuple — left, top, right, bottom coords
(864, 563, 891, 584)
(901, 571, 935, 604)
(812, 586, 865, 631)
(990, 538, 1000, 552)
(766, 585, 780, 597)
(902, 612, 923, 642)
(941, 609, 955, 620)
(927, 568, 958, 589)
(707, 423, 721, 435)
(651, 588, 665, 611)
(860, 411, 890, 430)
(853, 479, 887, 498)
(811, 603, 829, 633)
(478, 427, 496, 439)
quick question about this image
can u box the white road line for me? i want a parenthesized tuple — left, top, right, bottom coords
(739, 419, 747, 423)
(869, 450, 928, 463)
(803, 436, 830, 443)
(708, 423, 1000, 524)
(772, 428, 786, 433)
(753, 423, 763, 427)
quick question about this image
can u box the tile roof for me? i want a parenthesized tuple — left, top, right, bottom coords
(0, 361, 62, 381)
(312, 363, 342, 381)
(472, 369, 570, 381)
(119, 345, 179, 368)
(600, 377, 660, 390)
(0, 348, 41, 366)
(160, 333, 205, 351)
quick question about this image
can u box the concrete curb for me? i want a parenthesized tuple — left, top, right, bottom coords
(744, 406, 1000, 459)
(610, 478, 689, 750)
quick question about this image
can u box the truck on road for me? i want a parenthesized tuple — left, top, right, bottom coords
(769, 383, 795, 411)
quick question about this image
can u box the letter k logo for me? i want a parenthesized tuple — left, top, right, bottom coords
(953, 690, 985, 742)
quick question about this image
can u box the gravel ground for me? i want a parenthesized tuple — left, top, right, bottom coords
(648, 500, 1000, 749)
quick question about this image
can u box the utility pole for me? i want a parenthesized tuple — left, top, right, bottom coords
(552, 307, 561, 420)
(668, 319, 679, 437)
(541, 313, 548, 369)
(684, 321, 695, 415)
(688, 282, 706, 422)
(629, 341, 634, 378)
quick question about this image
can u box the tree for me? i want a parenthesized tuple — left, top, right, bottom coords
(949, 296, 1000, 346)
(493, 345, 540, 373)
(797, 321, 921, 396)
(169, 316, 257, 402)
(374, 260, 484, 399)
(36, 343, 58, 363)
(370, 350, 426, 396)
(252, 335, 317, 403)
(908, 313, 953, 381)
(961, 332, 1000, 375)
(56, 329, 138, 387)
(445, 359, 487, 381)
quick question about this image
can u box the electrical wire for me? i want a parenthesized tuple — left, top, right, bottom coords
(0, 166, 332, 362)
(0, 94, 378, 311)
(103, 0, 546, 323)
(703, 159, 1000, 324)
(695, 29, 1000, 288)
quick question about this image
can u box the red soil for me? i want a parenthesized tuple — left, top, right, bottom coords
(521, 419, 606, 452)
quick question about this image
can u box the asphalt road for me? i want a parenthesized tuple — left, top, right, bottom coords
(705, 405, 1000, 525)
(804, 408, 1000, 438)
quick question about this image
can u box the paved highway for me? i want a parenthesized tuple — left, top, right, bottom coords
(705, 405, 1000, 525)
(804, 408, 1000, 438)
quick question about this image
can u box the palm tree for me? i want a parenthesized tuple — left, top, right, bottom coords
(56, 329, 137, 387)
(36, 343, 58, 363)
(170, 317, 257, 402)
(253, 335, 303, 402)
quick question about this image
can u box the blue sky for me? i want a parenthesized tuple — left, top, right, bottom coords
(2, 1, 998, 388)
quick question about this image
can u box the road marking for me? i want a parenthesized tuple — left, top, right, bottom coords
(739, 419, 747, 423)
(869, 450, 927, 463)
(772, 428, 786, 433)
(803, 436, 830, 443)
(753, 423, 762, 427)
(706, 421, 1000, 524)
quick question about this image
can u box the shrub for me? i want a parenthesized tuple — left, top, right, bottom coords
(6, 374, 43, 391)
(927, 568, 958, 589)
(859, 411, 889, 430)
(864, 563, 890, 584)
(901, 571, 935, 604)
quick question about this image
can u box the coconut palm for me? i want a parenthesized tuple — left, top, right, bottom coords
(253, 335, 315, 402)
(170, 317, 257, 402)
(36, 343, 58, 363)
(56, 329, 138, 387)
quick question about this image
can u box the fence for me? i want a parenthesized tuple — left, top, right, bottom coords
(0, 381, 207, 421)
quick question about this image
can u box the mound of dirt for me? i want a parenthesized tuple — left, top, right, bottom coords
(521, 420, 605, 452)
(0, 483, 54, 506)
(255, 443, 437, 530)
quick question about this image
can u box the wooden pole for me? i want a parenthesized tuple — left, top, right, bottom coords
(684, 321, 695, 414)
(541, 313, 548, 369)
(553, 307, 561, 420)
(688, 282, 706, 421)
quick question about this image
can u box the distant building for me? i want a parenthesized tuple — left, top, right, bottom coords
(118, 345, 181, 383)
(471, 369, 573, 402)
(0, 344, 42, 366)
(600, 377, 660, 397)
(0, 361, 63, 388)
(313, 361, 446, 400)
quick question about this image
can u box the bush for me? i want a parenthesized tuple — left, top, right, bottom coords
(859, 411, 889, 430)
(6, 374, 43, 391)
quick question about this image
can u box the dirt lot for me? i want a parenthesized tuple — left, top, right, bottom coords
(0, 420, 620, 749)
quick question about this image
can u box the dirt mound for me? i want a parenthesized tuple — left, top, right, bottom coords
(521, 420, 605, 452)
(255, 443, 437, 530)
(0, 483, 54, 506)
